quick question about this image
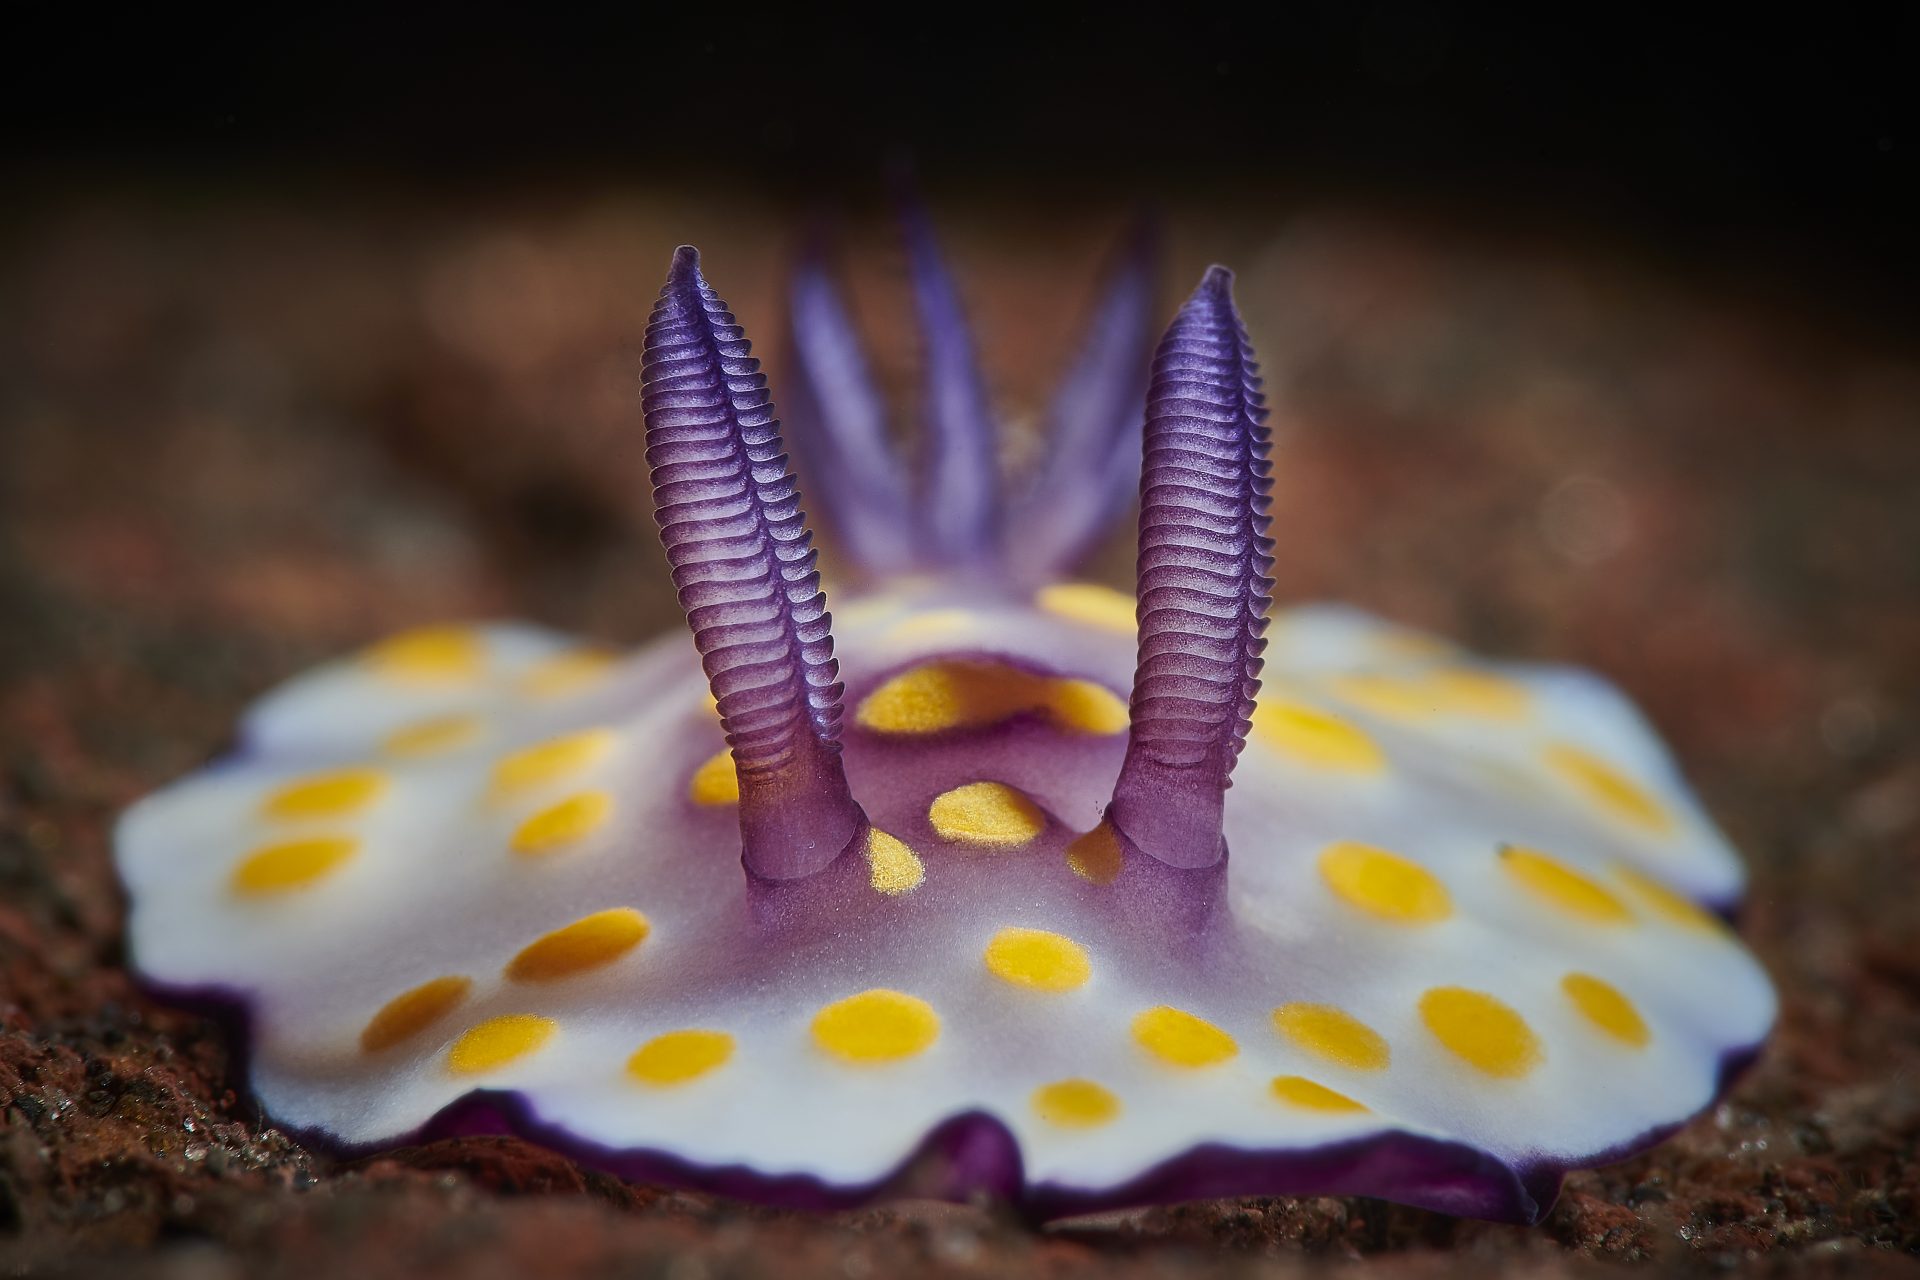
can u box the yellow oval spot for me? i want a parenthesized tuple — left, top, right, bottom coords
(1419, 987, 1542, 1078)
(360, 975, 472, 1053)
(1562, 973, 1651, 1047)
(1318, 841, 1452, 924)
(1612, 864, 1725, 933)
(261, 768, 388, 821)
(505, 908, 650, 982)
(1328, 675, 1443, 720)
(1032, 1078, 1121, 1128)
(1371, 628, 1456, 661)
(983, 927, 1092, 992)
(1251, 701, 1386, 773)
(1065, 822, 1124, 885)
(627, 1029, 734, 1086)
(515, 649, 618, 698)
(811, 989, 940, 1063)
(1270, 1075, 1370, 1113)
(857, 660, 1126, 738)
(1425, 669, 1532, 719)
(365, 626, 484, 682)
(865, 828, 925, 896)
(382, 713, 483, 758)
(1035, 583, 1138, 634)
(447, 1014, 555, 1075)
(230, 836, 358, 896)
(1270, 1003, 1391, 1071)
(1047, 679, 1131, 734)
(927, 781, 1045, 849)
(1542, 742, 1674, 834)
(511, 790, 613, 857)
(688, 749, 739, 806)
(1500, 846, 1633, 924)
(885, 609, 976, 643)
(490, 728, 616, 795)
(1131, 1006, 1239, 1068)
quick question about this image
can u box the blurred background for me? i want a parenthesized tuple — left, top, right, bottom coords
(3, 8, 1919, 1271)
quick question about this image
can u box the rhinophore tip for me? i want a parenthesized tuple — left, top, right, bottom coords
(642, 246, 868, 881)
(1103, 264, 1276, 869)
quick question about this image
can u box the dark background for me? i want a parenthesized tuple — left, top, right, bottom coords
(11, 7, 1918, 327)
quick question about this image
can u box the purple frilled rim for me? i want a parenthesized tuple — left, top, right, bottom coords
(126, 964, 1765, 1226)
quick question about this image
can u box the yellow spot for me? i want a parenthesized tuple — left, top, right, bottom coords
(811, 990, 940, 1063)
(1425, 669, 1532, 719)
(1371, 628, 1456, 661)
(515, 649, 618, 698)
(865, 829, 925, 895)
(834, 596, 902, 628)
(1562, 972, 1651, 1047)
(261, 768, 388, 821)
(490, 728, 616, 795)
(1419, 987, 1542, 1078)
(230, 836, 358, 896)
(511, 790, 613, 857)
(1251, 701, 1386, 773)
(1065, 822, 1123, 885)
(1328, 675, 1444, 720)
(1500, 846, 1633, 924)
(1270, 1003, 1391, 1071)
(505, 908, 650, 982)
(1270, 1075, 1370, 1113)
(1612, 864, 1725, 933)
(856, 660, 1127, 737)
(1318, 842, 1452, 924)
(360, 976, 472, 1053)
(1131, 1006, 1238, 1068)
(1035, 583, 1137, 634)
(885, 609, 975, 643)
(1543, 742, 1674, 834)
(983, 927, 1092, 991)
(689, 750, 739, 806)
(447, 1014, 555, 1075)
(1047, 679, 1132, 734)
(928, 781, 1045, 848)
(1032, 1078, 1120, 1128)
(627, 1029, 734, 1086)
(382, 713, 482, 758)
(702, 691, 720, 719)
(364, 626, 484, 681)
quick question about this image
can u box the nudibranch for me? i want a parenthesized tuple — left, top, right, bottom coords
(115, 222, 1775, 1225)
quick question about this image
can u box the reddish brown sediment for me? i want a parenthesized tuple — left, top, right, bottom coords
(2, 193, 1917, 1276)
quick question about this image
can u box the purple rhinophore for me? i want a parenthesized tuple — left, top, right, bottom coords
(1107, 267, 1276, 870)
(642, 246, 865, 879)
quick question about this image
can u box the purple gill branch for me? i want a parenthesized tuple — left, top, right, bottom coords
(642, 246, 867, 881)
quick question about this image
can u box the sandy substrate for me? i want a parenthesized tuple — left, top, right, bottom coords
(2, 191, 1916, 1276)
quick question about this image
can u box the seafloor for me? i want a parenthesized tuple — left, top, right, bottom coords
(2, 192, 1916, 1276)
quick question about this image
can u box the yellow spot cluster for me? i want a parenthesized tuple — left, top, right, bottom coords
(1328, 668, 1531, 723)
(927, 781, 1046, 848)
(856, 660, 1127, 737)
